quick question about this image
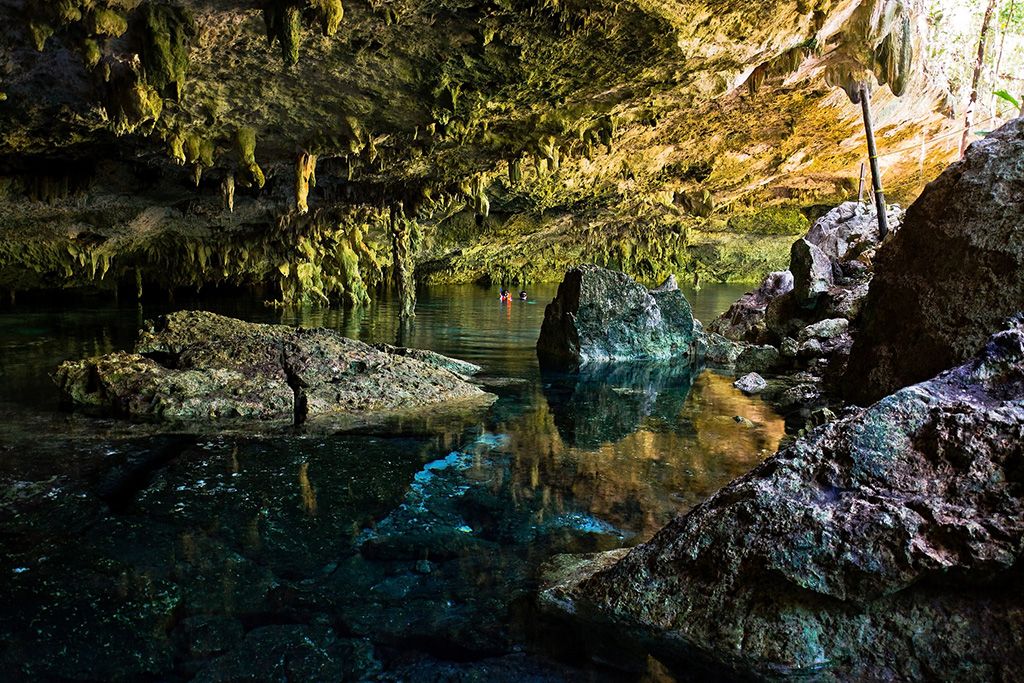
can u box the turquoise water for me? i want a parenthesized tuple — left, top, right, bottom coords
(0, 284, 783, 680)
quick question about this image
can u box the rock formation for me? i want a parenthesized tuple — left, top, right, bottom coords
(845, 117, 1024, 404)
(708, 201, 903, 379)
(0, 0, 955, 300)
(542, 318, 1024, 680)
(54, 310, 490, 426)
(536, 264, 703, 366)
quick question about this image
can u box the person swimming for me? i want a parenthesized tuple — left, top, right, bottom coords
(499, 289, 511, 301)
(518, 290, 527, 301)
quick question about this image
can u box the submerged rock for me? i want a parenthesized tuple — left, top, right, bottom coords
(193, 625, 380, 682)
(541, 319, 1024, 680)
(846, 117, 1024, 404)
(54, 311, 491, 426)
(536, 264, 703, 366)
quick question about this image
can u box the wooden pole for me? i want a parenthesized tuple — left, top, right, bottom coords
(860, 87, 889, 241)
(858, 162, 866, 203)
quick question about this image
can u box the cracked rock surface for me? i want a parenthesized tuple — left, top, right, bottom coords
(54, 310, 491, 425)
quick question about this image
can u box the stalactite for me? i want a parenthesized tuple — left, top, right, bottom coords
(222, 173, 235, 212)
(390, 204, 416, 319)
(236, 127, 265, 188)
(295, 151, 317, 214)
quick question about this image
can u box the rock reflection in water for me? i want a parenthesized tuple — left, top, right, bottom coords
(540, 360, 699, 449)
(0, 285, 785, 679)
(509, 368, 786, 539)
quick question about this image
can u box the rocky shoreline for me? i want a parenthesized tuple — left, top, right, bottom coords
(540, 317, 1024, 680)
(534, 117, 1024, 680)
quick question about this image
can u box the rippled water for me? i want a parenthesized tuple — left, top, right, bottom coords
(0, 284, 783, 681)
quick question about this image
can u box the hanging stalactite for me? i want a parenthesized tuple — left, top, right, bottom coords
(390, 203, 416, 319)
(295, 151, 317, 214)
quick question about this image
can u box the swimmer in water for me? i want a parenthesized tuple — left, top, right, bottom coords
(499, 289, 511, 301)
(519, 290, 528, 301)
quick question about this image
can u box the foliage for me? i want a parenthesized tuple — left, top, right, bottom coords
(726, 207, 810, 236)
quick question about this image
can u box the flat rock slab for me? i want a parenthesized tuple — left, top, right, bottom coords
(54, 311, 491, 426)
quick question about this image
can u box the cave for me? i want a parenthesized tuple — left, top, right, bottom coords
(2, 0, 1023, 680)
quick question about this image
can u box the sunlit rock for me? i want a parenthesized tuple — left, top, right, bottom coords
(846, 117, 1024, 404)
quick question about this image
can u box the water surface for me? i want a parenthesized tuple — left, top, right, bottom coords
(0, 283, 782, 680)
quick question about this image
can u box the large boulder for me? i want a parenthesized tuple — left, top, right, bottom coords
(790, 238, 833, 306)
(542, 318, 1024, 680)
(536, 264, 702, 365)
(845, 117, 1024, 404)
(54, 311, 491, 426)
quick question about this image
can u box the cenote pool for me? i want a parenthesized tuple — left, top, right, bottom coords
(0, 283, 785, 681)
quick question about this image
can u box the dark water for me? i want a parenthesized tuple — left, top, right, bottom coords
(0, 284, 784, 681)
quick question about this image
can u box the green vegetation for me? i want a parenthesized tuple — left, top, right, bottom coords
(726, 207, 810, 236)
(140, 5, 194, 100)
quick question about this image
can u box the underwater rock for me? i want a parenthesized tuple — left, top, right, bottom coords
(732, 372, 767, 395)
(193, 624, 380, 682)
(536, 264, 702, 366)
(53, 311, 490, 426)
(846, 117, 1024, 404)
(541, 318, 1024, 680)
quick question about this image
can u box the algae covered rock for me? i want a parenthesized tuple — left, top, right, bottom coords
(542, 318, 1024, 680)
(846, 117, 1024, 404)
(54, 310, 491, 426)
(372, 343, 482, 377)
(536, 264, 702, 366)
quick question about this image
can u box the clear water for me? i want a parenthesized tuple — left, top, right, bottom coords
(0, 284, 784, 681)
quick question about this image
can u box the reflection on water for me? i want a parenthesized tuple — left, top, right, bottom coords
(541, 360, 699, 449)
(0, 282, 778, 680)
